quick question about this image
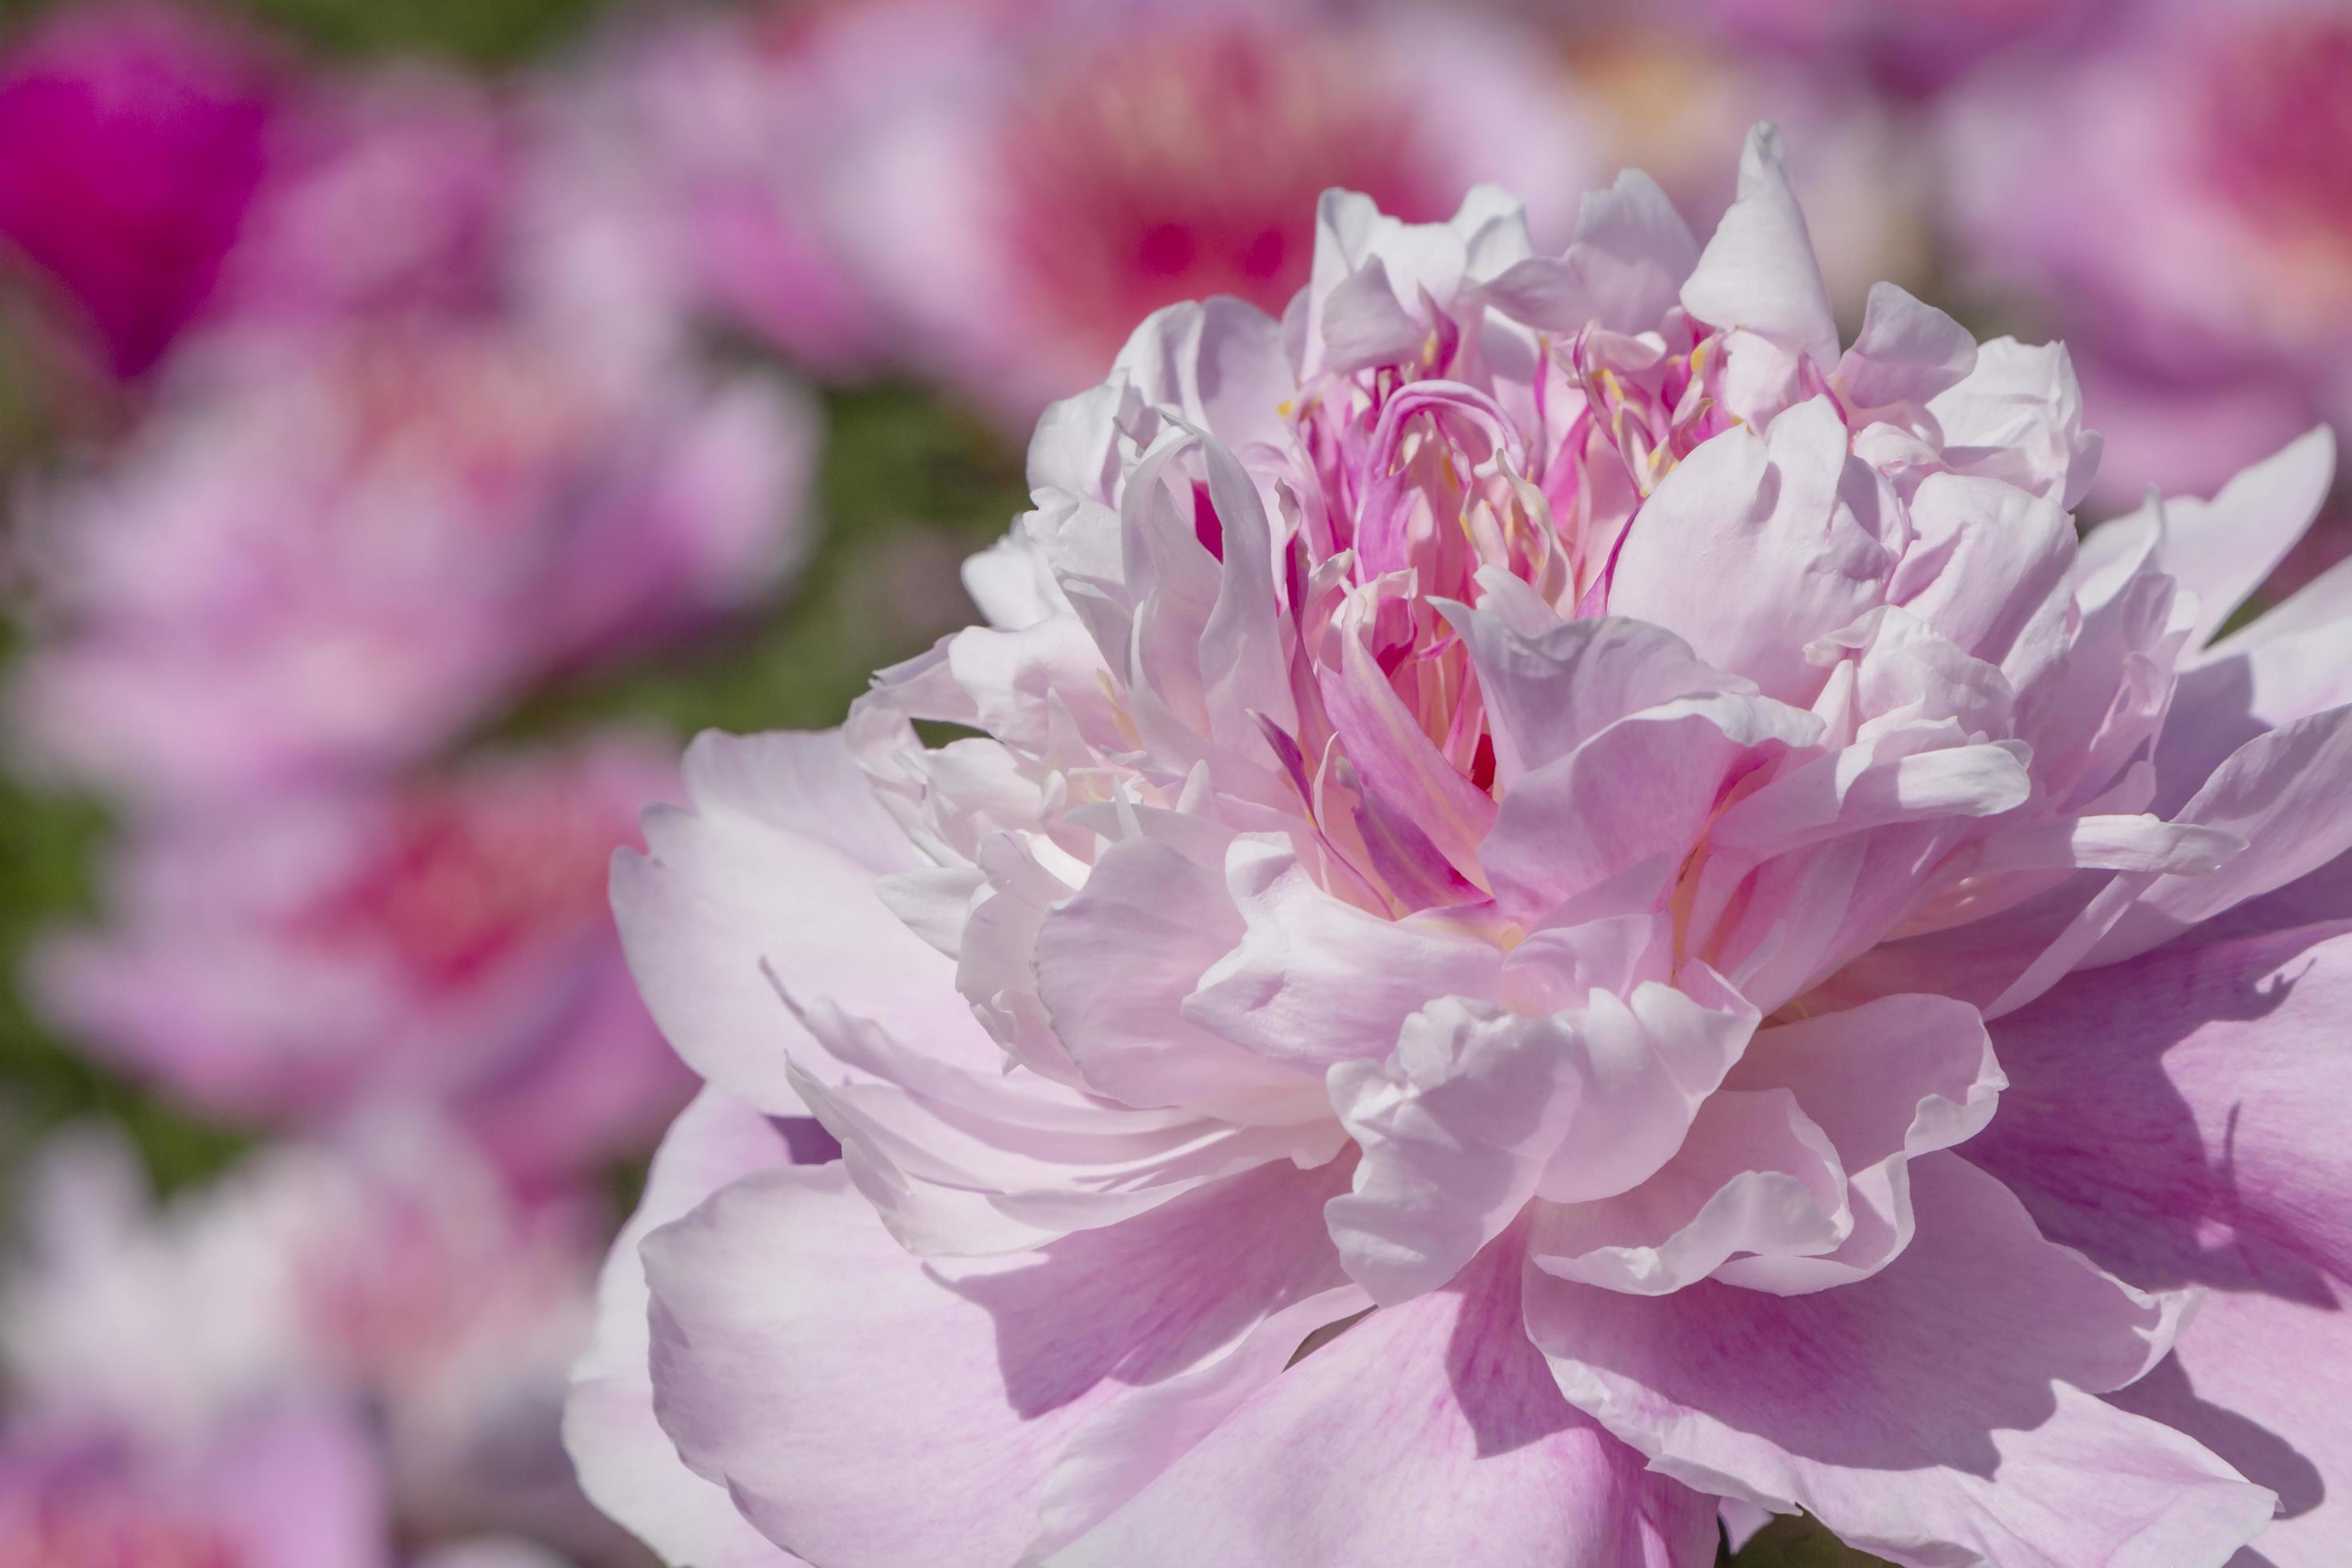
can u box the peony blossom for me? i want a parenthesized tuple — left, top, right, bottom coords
(33, 734, 694, 1190)
(1941, 0, 2352, 506)
(774, 0, 1598, 416)
(5, 1119, 622, 1559)
(7, 321, 816, 805)
(571, 127, 2352, 1566)
(0, 2, 278, 379)
(0, 1406, 391, 1568)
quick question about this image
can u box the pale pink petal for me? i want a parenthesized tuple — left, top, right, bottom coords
(1328, 969, 1759, 1304)
(1526, 1154, 2271, 1568)
(1529, 1087, 1849, 1296)
(1835, 282, 1978, 413)
(1483, 169, 1698, 336)
(642, 1157, 1351, 1568)
(613, 726, 994, 1114)
(1924, 337, 2102, 508)
(2161, 428, 2337, 653)
(1482, 694, 1819, 922)
(1679, 123, 1838, 369)
(1182, 838, 1502, 1074)
(1971, 921, 2352, 1568)
(1033, 834, 1327, 1122)
(565, 1089, 814, 1568)
(1439, 602, 1746, 786)
(1609, 398, 1894, 706)
(1046, 1238, 1720, 1568)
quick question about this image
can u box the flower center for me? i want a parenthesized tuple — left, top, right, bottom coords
(1242, 313, 1749, 920)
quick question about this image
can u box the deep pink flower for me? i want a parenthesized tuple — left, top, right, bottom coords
(1942, 0, 2352, 504)
(0, 2, 278, 379)
(571, 129, 2352, 1566)
(8, 325, 817, 805)
(33, 735, 694, 1188)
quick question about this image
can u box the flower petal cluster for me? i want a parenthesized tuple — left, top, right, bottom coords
(574, 126, 2352, 1567)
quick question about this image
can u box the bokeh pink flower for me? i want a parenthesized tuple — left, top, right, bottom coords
(8, 324, 815, 804)
(690, 0, 1602, 415)
(572, 127, 2352, 1566)
(34, 734, 693, 1190)
(1942, 0, 2352, 506)
(5, 1118, 622, 1560)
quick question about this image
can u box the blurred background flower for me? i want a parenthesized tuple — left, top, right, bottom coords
(0, 0, 2342, 1564)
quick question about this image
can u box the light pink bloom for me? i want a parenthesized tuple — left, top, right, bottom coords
(218, 66, 519, 333)
(6, 1119, 621, 1558)
(8, 322, 817, 805)
(796, 0, 1599, 417)
(556, 2, 902, 380)
(0, 2, 279, 379)
(1942, 0, 2352, 505)
(574, 128, 2352, 1566)
(0, 1407, 391, 1568)
(33, 735, 693, 1188)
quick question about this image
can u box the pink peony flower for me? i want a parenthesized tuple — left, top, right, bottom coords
(770, 0, 1598, 415)
(7, 323, 817, 805)
(33, 735, 694, 1189)
(1942, 0, 2352, 505)
(218, 67, 521, 334)
(6, 1119, 622, 1558)
(0, 2, 279, 380)
(556, 1, 906, 381)
(571, 127, 2352, 1566)
(0, 1407, 391, 1568)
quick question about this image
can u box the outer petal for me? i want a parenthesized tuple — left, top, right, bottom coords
(2010, 705, 2352, 1014)
(1970, 920, 2352, 1568)
(1526, 1154, 2273, 1568)
(641, 1156, 1350, 1568)
(564, 1088, 818, 1568)
(613, 726, 994, 1114)
(2158, 428, 2337, 654)
(1046, 1236, 1719, 1568)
